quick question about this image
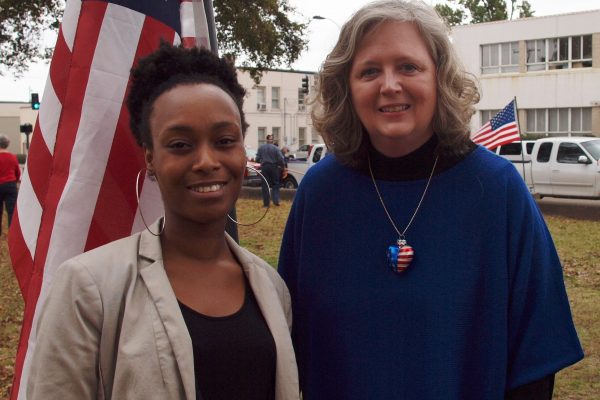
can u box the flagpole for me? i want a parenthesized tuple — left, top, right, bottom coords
(203, 0, 218, 53)
(513, 97, 529, 192)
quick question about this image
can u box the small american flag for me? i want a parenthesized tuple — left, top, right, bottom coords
(8, 1, 214, 398)
(471, 99, 521, 150)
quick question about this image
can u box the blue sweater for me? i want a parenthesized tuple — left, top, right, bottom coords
(278, 147, 583, 399)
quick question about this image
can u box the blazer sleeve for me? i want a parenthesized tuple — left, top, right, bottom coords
(27, 259, 103, 400)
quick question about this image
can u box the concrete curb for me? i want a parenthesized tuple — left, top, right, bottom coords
(240, 186, 296, 201)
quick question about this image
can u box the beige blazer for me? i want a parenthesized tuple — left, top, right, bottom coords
(27, 222, 299, 400)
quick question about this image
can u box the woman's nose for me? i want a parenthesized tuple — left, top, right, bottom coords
(380, 70, 402, 95)
(192, 145, 220, 171)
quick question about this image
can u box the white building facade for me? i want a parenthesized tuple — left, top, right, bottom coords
(451, 9, 600, 138)
(236, 69, 322, 153)
(0, 101, 38, 154)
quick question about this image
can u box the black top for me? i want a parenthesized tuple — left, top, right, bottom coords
(362, 134, 554, 399)
(360, 135, 477, 181)
(179, 278, 276, 400)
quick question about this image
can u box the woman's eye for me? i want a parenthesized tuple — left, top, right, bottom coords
(217, 135, 240, 146)
(167, 141, 190, 150)
(400, 64, 418, 73)
(360, 68, 378, 78)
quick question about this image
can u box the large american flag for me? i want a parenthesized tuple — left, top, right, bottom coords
(8, 1, 214, 398)
(471, 99, 521, 150)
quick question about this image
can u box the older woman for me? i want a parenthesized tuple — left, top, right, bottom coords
(278, 1, 583, 399)
(0, 134, 20, 233)
(27, 43, 298, 400)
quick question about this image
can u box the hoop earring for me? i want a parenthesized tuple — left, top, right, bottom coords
(136, 168, 165, 236)
(228, 165, 270, 226)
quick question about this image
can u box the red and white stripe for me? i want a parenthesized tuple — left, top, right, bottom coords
(180, 0, 211, 49)
(471, 121, 520, 150)
(396, 245, 414, 272)
(8, 1, 212, 398)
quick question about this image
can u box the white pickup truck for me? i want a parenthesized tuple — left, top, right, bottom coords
(495, 137, 600, 199)
(282, 144, 328, 188)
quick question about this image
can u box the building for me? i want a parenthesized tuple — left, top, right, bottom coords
(0, 101, 38, 154)
(236, 69, 322, 153)
(451, 9, 600, 138)
(0, 68, 323, 157)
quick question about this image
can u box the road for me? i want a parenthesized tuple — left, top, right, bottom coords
(535, 197, 600, 221)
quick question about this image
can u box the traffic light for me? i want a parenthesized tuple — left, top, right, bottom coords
(20, 123, 33, 134)
(31, 93, 40, 110)
(301, 75, 309, 94)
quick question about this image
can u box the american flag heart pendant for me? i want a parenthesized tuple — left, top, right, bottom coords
(387, 239, 414, 273)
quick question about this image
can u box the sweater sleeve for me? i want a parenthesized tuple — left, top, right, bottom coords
(504, 168, 583, 390)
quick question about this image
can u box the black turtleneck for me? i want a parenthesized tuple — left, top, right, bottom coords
(361, 135, 476, 181)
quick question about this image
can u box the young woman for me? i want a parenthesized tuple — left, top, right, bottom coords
(27, 43, 298, 400)
(278, 1, 583, 399)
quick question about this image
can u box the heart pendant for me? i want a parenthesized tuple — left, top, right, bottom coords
(387, 240, 414, 273)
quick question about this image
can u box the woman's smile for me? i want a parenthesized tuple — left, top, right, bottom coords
(146, 83, 246, 227)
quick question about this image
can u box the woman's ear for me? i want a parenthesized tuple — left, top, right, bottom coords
(144, 146, 154, 176)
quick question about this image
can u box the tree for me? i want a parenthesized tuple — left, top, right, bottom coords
(0, 0, 62, 75)
(435, 0, 534, 26)
(0, 0, 308, 81)
(214, 0, 308, 83)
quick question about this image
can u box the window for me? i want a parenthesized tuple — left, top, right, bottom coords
(527, 35, 592, 71)
(582, 140, 600, 161)
(257, 127, 267, 145)
(298, 127, 306, 145)
(526, 108, 591, 136)
(526, 39, 545, 71)
(481, 42, 519, 74)
(549, 108, 570, 134)
(536, 143, 553, 163)
(272, 127, 280, 143)
(571, 108, 592, 133)
(271, 87, 280, 109)
(311, 129, 320, 144)
(525, 109, 547, 133)
(557, 142, 585, 163)
(481, 109, 500, 125)
(312, 147, 323, 163)
(525, 142, 535, 154)
(548, 37, 569, 70)
(498, 143, 523, 156)
(298, 89, 306, 111)
(256, 86, 266, 110)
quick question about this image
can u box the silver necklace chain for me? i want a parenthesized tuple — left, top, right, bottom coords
(367, 154, 439, 240)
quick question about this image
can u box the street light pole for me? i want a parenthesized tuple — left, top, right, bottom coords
(312, 15, 341, 30)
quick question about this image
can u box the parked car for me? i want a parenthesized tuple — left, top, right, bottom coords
(293, 144, 313, 160)
(500, 137, 600, 199)
(245, 146, 257, 162)
(285, 144, 328, 188)
(494, 140, 536, 163)
(243, 160, 262, 187)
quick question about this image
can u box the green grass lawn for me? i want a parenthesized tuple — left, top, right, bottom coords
(1, 200, 598, 398)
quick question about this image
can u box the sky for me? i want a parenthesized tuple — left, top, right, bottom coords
(1, 0, 599, 102)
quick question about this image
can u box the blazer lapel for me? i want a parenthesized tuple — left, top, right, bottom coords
(138, 226, 196, 400)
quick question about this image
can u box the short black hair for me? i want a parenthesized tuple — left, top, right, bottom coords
(127, 42, 247, 148)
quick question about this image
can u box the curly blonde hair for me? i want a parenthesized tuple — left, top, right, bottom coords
(311, 0, 479, 167)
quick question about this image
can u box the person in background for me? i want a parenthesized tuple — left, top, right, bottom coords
(281, 146, 292, 163)
(27, 43, 299, 400)
(0, 134, 21, 234)
(278, 1, 583, 399)
(256, 134, 285, 207)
